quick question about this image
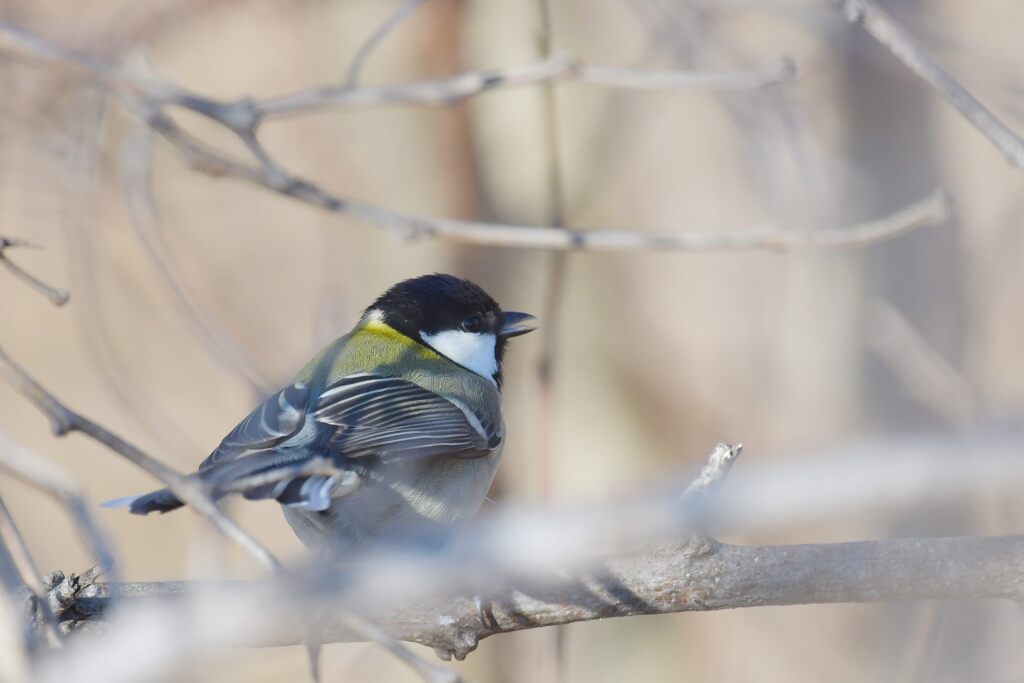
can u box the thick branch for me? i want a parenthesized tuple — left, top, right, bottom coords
(60, 534, 1024, 653)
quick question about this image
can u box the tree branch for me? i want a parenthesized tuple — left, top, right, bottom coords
(123, 96, 962, 251)
(0, 237, 68, 306)
(0, 21, 948, 253)
(831, 0, 1024, 168)
(0, 346, 281, 573)
(56, 534, 1024, 654)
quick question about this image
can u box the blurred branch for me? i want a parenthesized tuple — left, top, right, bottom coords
(831, 0, 1024, 169)
(0, 237, 69, 306)
(109, 92, 965, 251)
(0, 432, 116, 578)
(535, 4, 569, 678)
(0, 22, 951, 253)
(118, 121, 273, 396)
(257, 56, 795, 118)
(344, 0, 430, 88)
(867, 301, 978, 427)
(0, 345, 282, 573)
(0, 494, 62, 647)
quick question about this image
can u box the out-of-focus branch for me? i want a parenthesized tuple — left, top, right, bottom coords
(0, 432, 116, 578)
(106, 98, 964, 251)
(867, 301, 978, 427)
(343, 0, 430, 88)
(256, 56, 795, 119)
(831, 0, 1024, 169)
(0, 494, 62, 647)
(0, 346, 281, 573)
(0, 22, 949, 253)
(0, 23, 791, 122)
(0, 237, 68, 306)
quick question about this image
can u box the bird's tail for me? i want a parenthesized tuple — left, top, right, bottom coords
(101, 450, 355, 515)
(101, 488, 184, 515)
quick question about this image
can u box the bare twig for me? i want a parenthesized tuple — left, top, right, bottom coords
(0, 431, 115, 579)
(344, 0, 430, 88)
(867, 301, 978, 427)
(256, 55, 794, 119)
(118, 119, 273, 396)
(0, 21, 951, 252)
(0, 237, 69, 306)
(0, 22, 791, 123)
(0, 494, 62, 647)
(831, 0, 1024, 168)
(535, 5, 569, 678)
(0, 540, 32, 681)
(0, 346, 280, 573)
(126, 100, 959, 251)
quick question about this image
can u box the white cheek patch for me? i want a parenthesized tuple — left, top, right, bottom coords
(420, 330, 498, 385)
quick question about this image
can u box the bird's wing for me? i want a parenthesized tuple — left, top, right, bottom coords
(184, 373, 500, 512)
(199, 382, 312, 470)
(312, 373, 501, 462)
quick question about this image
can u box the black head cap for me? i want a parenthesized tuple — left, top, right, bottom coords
(365, 274, 533, 384)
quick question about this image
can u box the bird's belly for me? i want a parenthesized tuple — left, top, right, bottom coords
(283, 450, 501, 552)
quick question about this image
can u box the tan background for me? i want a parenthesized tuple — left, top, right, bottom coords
(2, 0, 1024, 680)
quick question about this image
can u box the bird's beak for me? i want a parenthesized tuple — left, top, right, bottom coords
(499, 311, 537, 338)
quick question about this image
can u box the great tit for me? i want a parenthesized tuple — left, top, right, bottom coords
(107, 274, 536, 551)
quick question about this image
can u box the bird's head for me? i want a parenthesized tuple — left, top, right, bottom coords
(364, 274, 537, 386)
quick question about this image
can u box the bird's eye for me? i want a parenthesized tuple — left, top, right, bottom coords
(461, 315, 482, 333)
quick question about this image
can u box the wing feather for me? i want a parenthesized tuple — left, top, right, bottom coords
(148, 373, 502, 513)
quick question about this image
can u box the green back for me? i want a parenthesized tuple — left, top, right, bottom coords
(295, 319, 503, 427)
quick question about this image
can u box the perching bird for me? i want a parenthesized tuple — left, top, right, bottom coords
(107, 274, 535, 552)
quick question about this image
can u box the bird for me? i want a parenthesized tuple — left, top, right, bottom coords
(105, 274, 536, 553)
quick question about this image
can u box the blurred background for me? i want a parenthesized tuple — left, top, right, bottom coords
(1, 0, 1024, 680)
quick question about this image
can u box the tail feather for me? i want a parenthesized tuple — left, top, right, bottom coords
(101, 488, 184, 515)
(102, 450, 355, 515)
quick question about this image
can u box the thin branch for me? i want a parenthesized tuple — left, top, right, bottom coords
(575, 60, 795, 91)
(831, 0, 1024, 168)
(0, 345, 281, 573)
(134, 101, 957, 251)
(0, 22, 791, 125)
(0, 494, 62, 647)
(344, 0, 430, 88)
(0, 22, 949, 252)
(256, 55, 794, 120)
(0, 539, 33, 676)
(118, 118, 273, 396)
(0, 431, 116, 578)
(535, 4, 569, 678)
(867, 301, 978, 427)
(0, 237, 69, 306)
